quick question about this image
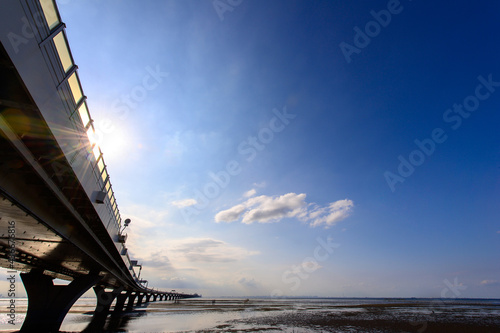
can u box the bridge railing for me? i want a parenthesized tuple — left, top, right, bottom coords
(33, 0, 135, 274)
(37, 1, 122, 229)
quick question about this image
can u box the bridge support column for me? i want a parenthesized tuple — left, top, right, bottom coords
(20, 269, 101, 333)
(136, 293, 145, 306)
(145, 294, 152, 302)
(84, 286, 122, 332)
(126, 292, 137, 310)
(112, 292, 129, 314)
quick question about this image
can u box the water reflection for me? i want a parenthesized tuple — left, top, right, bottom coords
(1, 298, 499, 333)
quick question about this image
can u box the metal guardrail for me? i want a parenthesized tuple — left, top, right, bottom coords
(37, 0, 123, 232)
(28, 0, 141, 277)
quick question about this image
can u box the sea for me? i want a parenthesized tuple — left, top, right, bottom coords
(0, 297, 499, 332)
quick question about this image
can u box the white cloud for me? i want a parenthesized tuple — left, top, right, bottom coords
(215, 192, 354, 228)
(121, 204, 172, 228)
(242, 193, 307, 224)
(162, 276, 187, 281)
(308, 199, 354, 228)
(238, 277, 258, 288)
(140, 250, 174, 270)
(480, 280, 500, 286)
(215, 193, 307, 224)
(171, 198, 197, 208)
(243, 188, 257, 198)
(215, 204, 246, 223)
(170, 238, 259, 263)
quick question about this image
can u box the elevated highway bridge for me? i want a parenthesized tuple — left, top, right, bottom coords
(0, 0, 199, 331)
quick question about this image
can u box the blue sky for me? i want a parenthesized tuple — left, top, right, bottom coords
(51, 0, 499, 298)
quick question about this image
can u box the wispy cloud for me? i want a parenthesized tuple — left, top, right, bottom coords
(170, 238, 259, 263)
(238, 277, 259, 289)
(215, 193, 306, 224)
(215, 204, 247, 223)
(243, 188, 257, 198)
(215, 192, 354, 228)
(171, 198, 197, 208)
(302, 260, 322, 271)
(480, 280, 500, 286)
(140, 250, 175, 270)
(307, 199, 355, 228)
(120, 202, 261, 291)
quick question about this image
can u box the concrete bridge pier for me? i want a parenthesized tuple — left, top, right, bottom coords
(84, 286, 123, 332)
(112, 292, 130, 315)
(126, 292, 137, 310)
(20, 269, 101, 333)
(136, 293, 145, 306)
(93, 285, 123, 315)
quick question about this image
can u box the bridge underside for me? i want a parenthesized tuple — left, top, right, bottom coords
(0, 41, 121, 286)
(0, 191, 93, 280)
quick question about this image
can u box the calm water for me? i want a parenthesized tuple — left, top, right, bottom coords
(0, 297, 499, 332)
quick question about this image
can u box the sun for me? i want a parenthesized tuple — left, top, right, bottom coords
(96, 126, 131, 161)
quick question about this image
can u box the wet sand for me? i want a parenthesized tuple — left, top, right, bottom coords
(2, 298, 500, 332)
(197, 300, 500, 333)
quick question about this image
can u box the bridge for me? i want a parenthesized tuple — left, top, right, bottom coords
(0, 0, 200, 331)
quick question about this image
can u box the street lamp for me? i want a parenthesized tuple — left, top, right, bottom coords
(120, 218, 131, 234)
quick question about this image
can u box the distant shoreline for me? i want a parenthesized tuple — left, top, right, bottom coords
(207, 296, 500, 301)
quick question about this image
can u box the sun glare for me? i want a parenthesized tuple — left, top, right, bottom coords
(98, 127, 130, 161)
